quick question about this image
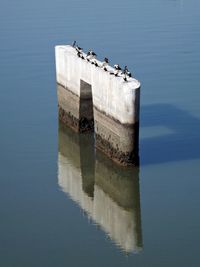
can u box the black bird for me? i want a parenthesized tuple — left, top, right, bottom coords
(77, 51, 85, 59)
(101, 57, 109, 71)
(124, 66, 131, 76)
(114, 64, 121, 70)
(114, 64, 121, 76)
(93, 60, 99, 67)
(75, 44, 85, 59)
(86, 51, 90, 61)
(75, 46, 83, 52)
(104, 57, 109, 63)
(88, 50, 97, 57)
(72, 40, 76, 47)
(86, 50, 97, 62)
(123, 66, 132, 81)
(77, 51, 82, 58)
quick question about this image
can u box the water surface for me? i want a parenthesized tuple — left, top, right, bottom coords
(0, 0, 200, 266)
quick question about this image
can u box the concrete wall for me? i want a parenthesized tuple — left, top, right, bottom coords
(55, 45, 140, 165)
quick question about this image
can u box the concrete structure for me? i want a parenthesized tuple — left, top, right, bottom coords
(55, 45, 141, 166)
(58, 124, 143, 253)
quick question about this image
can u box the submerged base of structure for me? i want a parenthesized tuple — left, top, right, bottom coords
(59, 106, 94, 133)
(94, 106, 139, 166)
(95, 127, 139, 166)
(57, 83, 94, 133)
(58, 84, 139, 166)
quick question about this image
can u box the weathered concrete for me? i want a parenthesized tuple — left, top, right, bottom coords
(58, 124, 143, 253)
(55, 45, 140, 165)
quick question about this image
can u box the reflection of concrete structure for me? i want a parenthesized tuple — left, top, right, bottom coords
(58, 124, 142, 253)
(55, 45, 140, 166)
(94, 154, 142, 252)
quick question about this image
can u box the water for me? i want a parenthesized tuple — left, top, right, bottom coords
(0, 0, 200, 266)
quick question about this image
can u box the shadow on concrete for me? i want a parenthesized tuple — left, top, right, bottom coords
(140, 103, 200, 165)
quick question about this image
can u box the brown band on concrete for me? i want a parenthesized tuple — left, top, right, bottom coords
(57, 82, 139, 166)
(58, 106, 80, 132)
(57, 83, 94, 132)
(96, 133, 139, 166)
(58, 105, 95, 133)
(94, 108, 139, 166)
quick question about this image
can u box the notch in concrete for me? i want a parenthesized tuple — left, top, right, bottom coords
(79, 80, 94, 132)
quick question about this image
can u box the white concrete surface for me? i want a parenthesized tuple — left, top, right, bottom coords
(55, 45, 140, 125)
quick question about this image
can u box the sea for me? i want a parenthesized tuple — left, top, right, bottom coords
(0, 0, 200, 266)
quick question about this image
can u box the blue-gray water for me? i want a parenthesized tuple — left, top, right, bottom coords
(1, 0, 200, 266)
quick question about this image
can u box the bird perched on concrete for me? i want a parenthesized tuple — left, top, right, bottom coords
(72, 40, 83, 55)
(72, 40, 76, 47)
(75, 45, 83, 53)
(101, 57, 109, 71)
(123, 66, 132, 81)
(75, 44, 85, 59)
(88, 49, 97, 57)
(124, 66, 132, 77)
(93, 60, 99, 67)
(104, 57, 109, 63)
(77, 51, 85, 59)
(114, 64, 121, 70)
(110, 64, 120, 76)
(86, 49, 97, 62)
(113, 64, 122, 76)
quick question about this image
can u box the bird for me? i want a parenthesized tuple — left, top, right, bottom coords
(77, 51, 85, 59)
(114, 64, 121, 70)
(89, 50, 97, 57)
(74, 44, 85, 59)
(113, 64, 122, 76)
(101, 57, 109, 71)
(123, 66, 132, 81)
(93, 60, 99, 67)
(77, 51, 82, 58)
(86, 49, 97, 62)
(104, 57, 109, 63)
(75, 45, 83, 52)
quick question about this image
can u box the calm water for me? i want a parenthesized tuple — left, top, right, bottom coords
(0, 0, 200, 266)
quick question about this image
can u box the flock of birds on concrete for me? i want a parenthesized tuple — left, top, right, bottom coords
(72, 41, 132, 82)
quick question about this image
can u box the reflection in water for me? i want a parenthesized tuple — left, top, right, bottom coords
(58, 124, 143, 253)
